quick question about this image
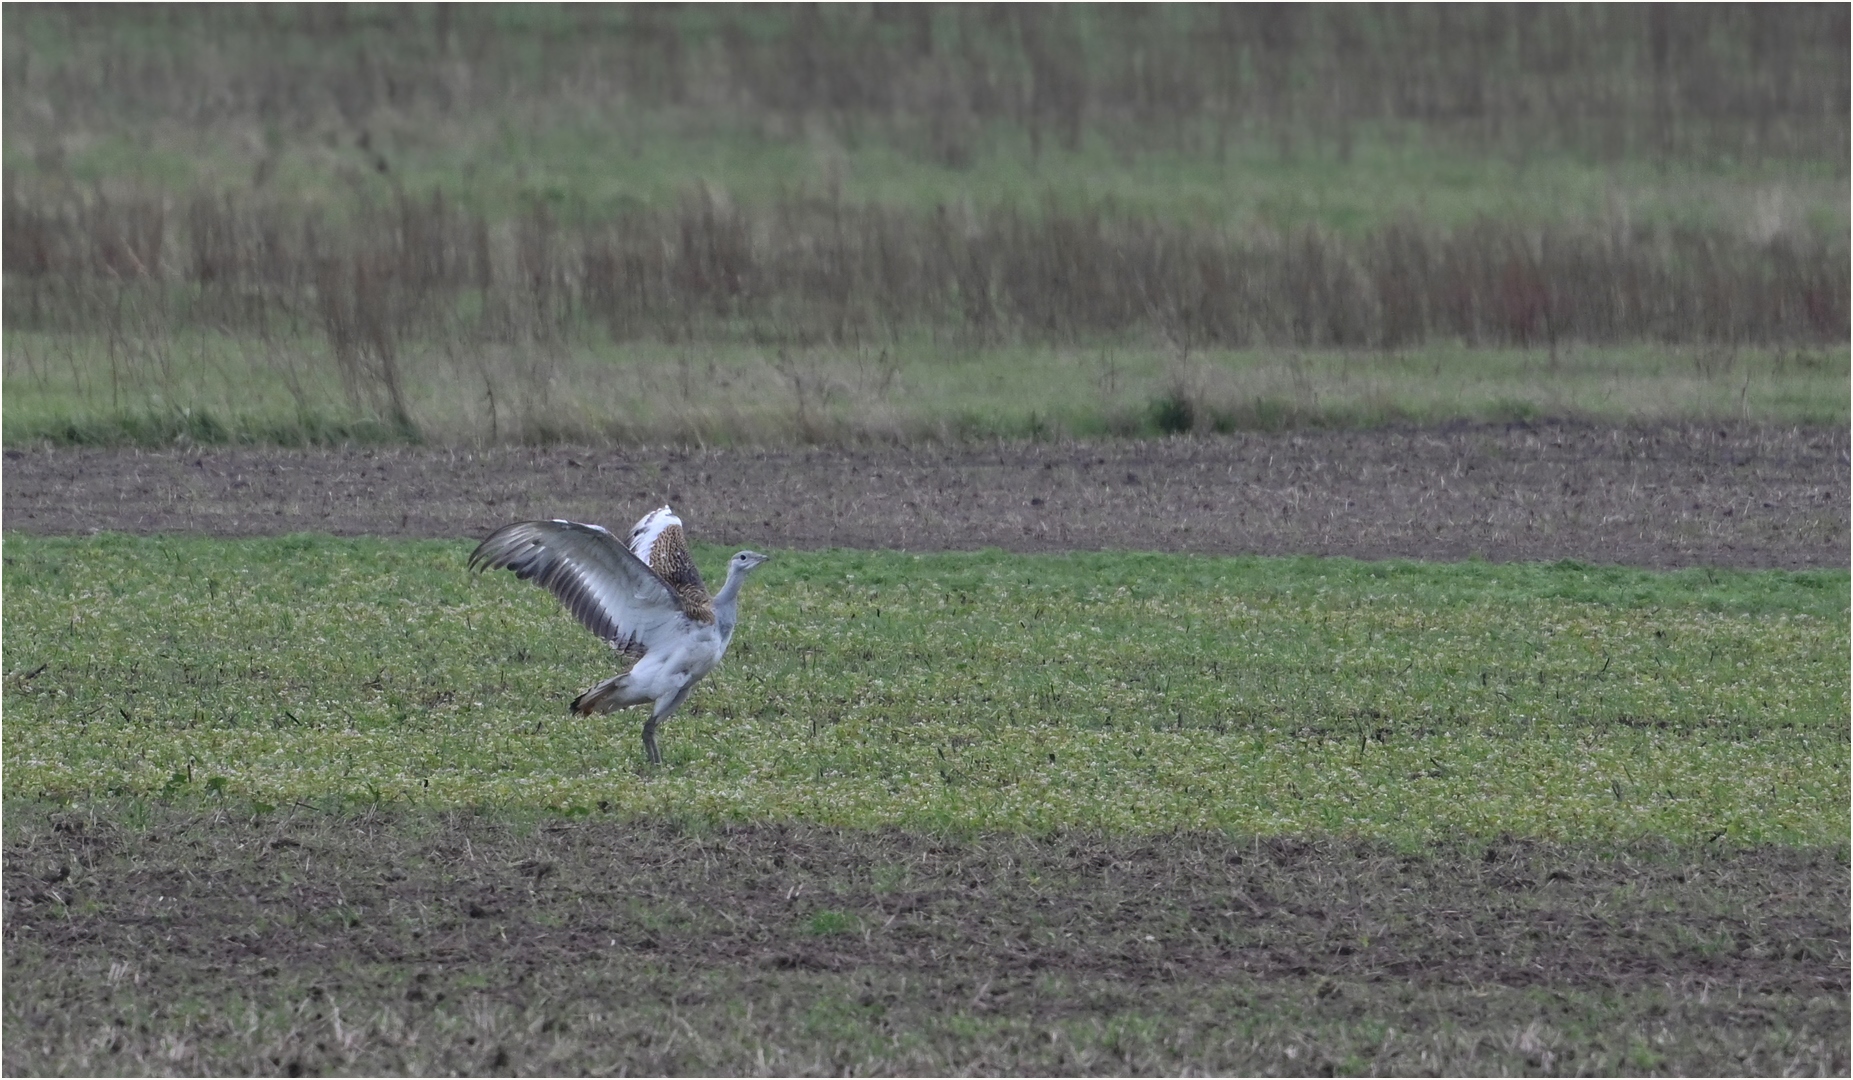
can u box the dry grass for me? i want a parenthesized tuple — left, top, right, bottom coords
(4, 185, 1844, 446)
(8, 188, 1844, 352)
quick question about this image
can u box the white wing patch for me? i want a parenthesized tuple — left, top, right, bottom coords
(557, 518, 614, 537)
(627, 506, 680, 562)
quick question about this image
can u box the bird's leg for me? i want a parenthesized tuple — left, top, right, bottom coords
(642, 715, 661, 765)
(642, 681, 695, 766)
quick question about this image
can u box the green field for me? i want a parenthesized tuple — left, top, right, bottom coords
(5, 534, 1847, 1073)
(7, 535, 1844, 845)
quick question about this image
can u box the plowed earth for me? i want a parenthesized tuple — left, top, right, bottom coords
(5, 422, 1847, 568)
(4, 811, 1847, 1075)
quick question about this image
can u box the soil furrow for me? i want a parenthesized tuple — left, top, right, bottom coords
(5, 423, 1846, 568)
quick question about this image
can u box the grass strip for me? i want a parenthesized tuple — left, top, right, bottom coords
(4, 535, 1844, 845)
(6, 336, 1848, 449)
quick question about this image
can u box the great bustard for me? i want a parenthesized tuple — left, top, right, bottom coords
(470, 506, 769, 764)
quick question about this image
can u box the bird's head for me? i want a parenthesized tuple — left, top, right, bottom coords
(730, 550, 770, 574)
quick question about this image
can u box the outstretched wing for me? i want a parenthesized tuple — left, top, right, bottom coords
(470, 520, 689, 657)
(628, 506, 715, 625)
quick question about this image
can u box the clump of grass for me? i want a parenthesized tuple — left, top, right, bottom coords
(4, 536, 1843, 845)
(1148, 388, 1196, 435)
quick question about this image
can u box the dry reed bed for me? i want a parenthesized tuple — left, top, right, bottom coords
(6, 187, 1845, 356)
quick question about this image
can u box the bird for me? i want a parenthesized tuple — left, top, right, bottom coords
(469, 506, 769, 764)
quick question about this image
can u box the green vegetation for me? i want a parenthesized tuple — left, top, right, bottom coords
(7, 535, 1844, 845)
(9, 333, 1846, 447)
(11, 94, 1847, 237)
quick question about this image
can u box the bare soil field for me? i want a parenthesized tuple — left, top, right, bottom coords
(4, 422, 1847, 568)
(4, 808, 1845, 1075)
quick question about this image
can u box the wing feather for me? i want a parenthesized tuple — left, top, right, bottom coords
(470, 520, 689, 656)
(628, 506, 714, 624)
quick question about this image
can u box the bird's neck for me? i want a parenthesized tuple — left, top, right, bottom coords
(713, 565, 748, 639)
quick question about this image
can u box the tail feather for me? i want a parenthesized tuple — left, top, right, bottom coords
(571, 673, 645, 715)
